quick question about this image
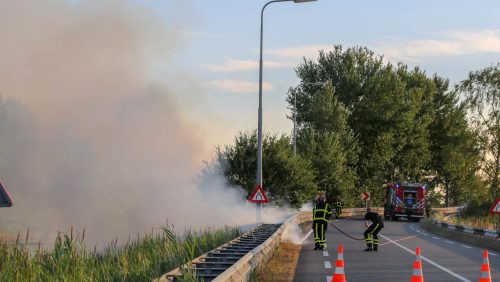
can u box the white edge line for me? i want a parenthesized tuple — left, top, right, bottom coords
(324, 261, 332, 269)
(323, 251, 329, 257)
(461, 245, 472, 249)
(445, 240, 455, 244)
(326, 275, 332, 282)
(300, 230, 313, 244)
(380, 234, 471, 282)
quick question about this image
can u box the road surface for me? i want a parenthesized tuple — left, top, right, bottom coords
(295, 218, 499, 282)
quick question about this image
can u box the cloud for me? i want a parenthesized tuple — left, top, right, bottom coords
(375, 30, 500, 61)
(210, 79, 273, 93)
(204, 58, 293, 72)
(266, 45, 333, 59)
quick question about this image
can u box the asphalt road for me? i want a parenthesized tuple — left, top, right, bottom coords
(294, 218, 499, 282)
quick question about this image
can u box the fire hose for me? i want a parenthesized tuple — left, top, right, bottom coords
(328, 220, 365, 241)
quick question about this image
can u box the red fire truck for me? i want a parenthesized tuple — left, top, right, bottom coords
(383, 182, 425, 222)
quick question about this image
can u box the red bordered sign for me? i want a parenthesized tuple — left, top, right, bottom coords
(489, 197, 500, 214)
(0, 180, 13, 207)
(248, 184, 268, 203)
(361, 191, 370, 201)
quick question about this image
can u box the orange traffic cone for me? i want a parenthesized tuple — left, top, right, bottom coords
(410, 247, 424, 282)
(330, 244, 347, 282)
(479, 249, 491, 282)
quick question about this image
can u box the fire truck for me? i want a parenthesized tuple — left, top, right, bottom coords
(383, 182, 425, 222)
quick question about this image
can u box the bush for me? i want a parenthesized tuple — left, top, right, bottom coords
(463, 200, 491, 217)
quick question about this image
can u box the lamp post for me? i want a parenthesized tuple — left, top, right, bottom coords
(256, 0, 317, 223)
(292, 81, 326, 155)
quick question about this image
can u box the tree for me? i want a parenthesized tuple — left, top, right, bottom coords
(457, 63, 500, 201)
(291, 46, 436, 205)
(428, 76, 483, 206)
(287, 82, 359, 206)
(215, 131, 317, 208)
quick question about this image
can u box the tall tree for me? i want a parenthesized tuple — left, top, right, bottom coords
(215, 131, 317, 208)
(457, 63, 500, 201)
(289, 83, 359, 206)
(429, 76, 483, 206)
(292, 46, 436, 204)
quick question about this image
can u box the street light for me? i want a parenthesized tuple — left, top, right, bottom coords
(256, 0, 317, 190)
(292, 81, 327, 155)
(255, 0, 317, 223)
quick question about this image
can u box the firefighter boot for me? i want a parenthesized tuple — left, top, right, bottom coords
(364, 243, 373, 252)
(373, 245, 378, 251)
(314, 243, 320, 250)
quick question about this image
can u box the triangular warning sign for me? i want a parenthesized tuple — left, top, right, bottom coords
(248, 184, 268, 203)
(0, 180, 13, 207)
(489, 197, 500, 214)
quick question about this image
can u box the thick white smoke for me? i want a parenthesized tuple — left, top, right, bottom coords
(0, 0, 290, 246)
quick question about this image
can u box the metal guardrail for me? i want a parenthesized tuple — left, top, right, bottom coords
(156, 211, 311, 282)
(431, 219, 500, 239)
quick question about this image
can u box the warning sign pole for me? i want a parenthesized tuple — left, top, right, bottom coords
(249, 184, 268, 224)
(257, 203, 261, 224)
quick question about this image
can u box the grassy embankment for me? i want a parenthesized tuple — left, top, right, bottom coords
(434, 213, 498, 230)
(254, 222, 310, 282)
(0, 225, 241, 281)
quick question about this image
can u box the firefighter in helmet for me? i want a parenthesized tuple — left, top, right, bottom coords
(334, 196, 343, 219)
(313, 193, 333, 250)
(363, 207, 384, 251)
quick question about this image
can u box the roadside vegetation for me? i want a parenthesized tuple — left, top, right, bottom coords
(254, 242, 302, 282)
(206, 45, 499, 212)
(0, 225, 240, 281)
(434, 201, 499, 230)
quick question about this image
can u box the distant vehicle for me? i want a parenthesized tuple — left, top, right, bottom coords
(383, 182, 425, 222)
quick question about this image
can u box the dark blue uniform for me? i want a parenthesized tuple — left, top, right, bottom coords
(364, 211, 384, 251)
(313, 199, 332, 250)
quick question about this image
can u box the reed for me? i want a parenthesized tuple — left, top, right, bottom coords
(0, 225, 241, 281)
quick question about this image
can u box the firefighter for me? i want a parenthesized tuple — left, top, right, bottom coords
(363, 208, 384, 251)
(334, 196, 343, 219)
(313, 194, 333, 250)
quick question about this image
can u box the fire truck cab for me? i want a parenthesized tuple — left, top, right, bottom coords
(384, 182, 425, 222)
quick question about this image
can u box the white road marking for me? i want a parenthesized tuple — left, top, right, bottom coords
(422, 233, 429, 236)
(445, 240, 454, 244)
(489, 252, 497, 256)
(323, 251, 329, 257)
(326, 275, 332, 282)
(461, 245, 472, 249)
(433, 236, 440, 240)
(324, 261, 332, 269)
(380, 234, 471, 282)
(379, 233, 420, 246)
(300, 230, 313, 244)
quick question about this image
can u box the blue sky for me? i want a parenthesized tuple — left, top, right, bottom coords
(146, 0, 500, 149)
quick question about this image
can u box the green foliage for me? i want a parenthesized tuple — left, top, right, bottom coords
(216, 131, 317, 208)
(213, 45, 493, 209)
(0, 225, 240, 281)
(427, 75, 483, 206)
(462, 200, 492, 217)
(457, 63, 500, 201)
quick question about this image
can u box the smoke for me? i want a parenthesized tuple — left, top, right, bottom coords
(0, 0, 290, 246)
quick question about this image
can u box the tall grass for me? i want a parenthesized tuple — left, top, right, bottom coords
(0, 225, 241, 281)
(446, 215, 498, 230)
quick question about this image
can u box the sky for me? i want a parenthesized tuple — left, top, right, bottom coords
(158, 0, 500, 148)
(0, 0, 498, 245)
